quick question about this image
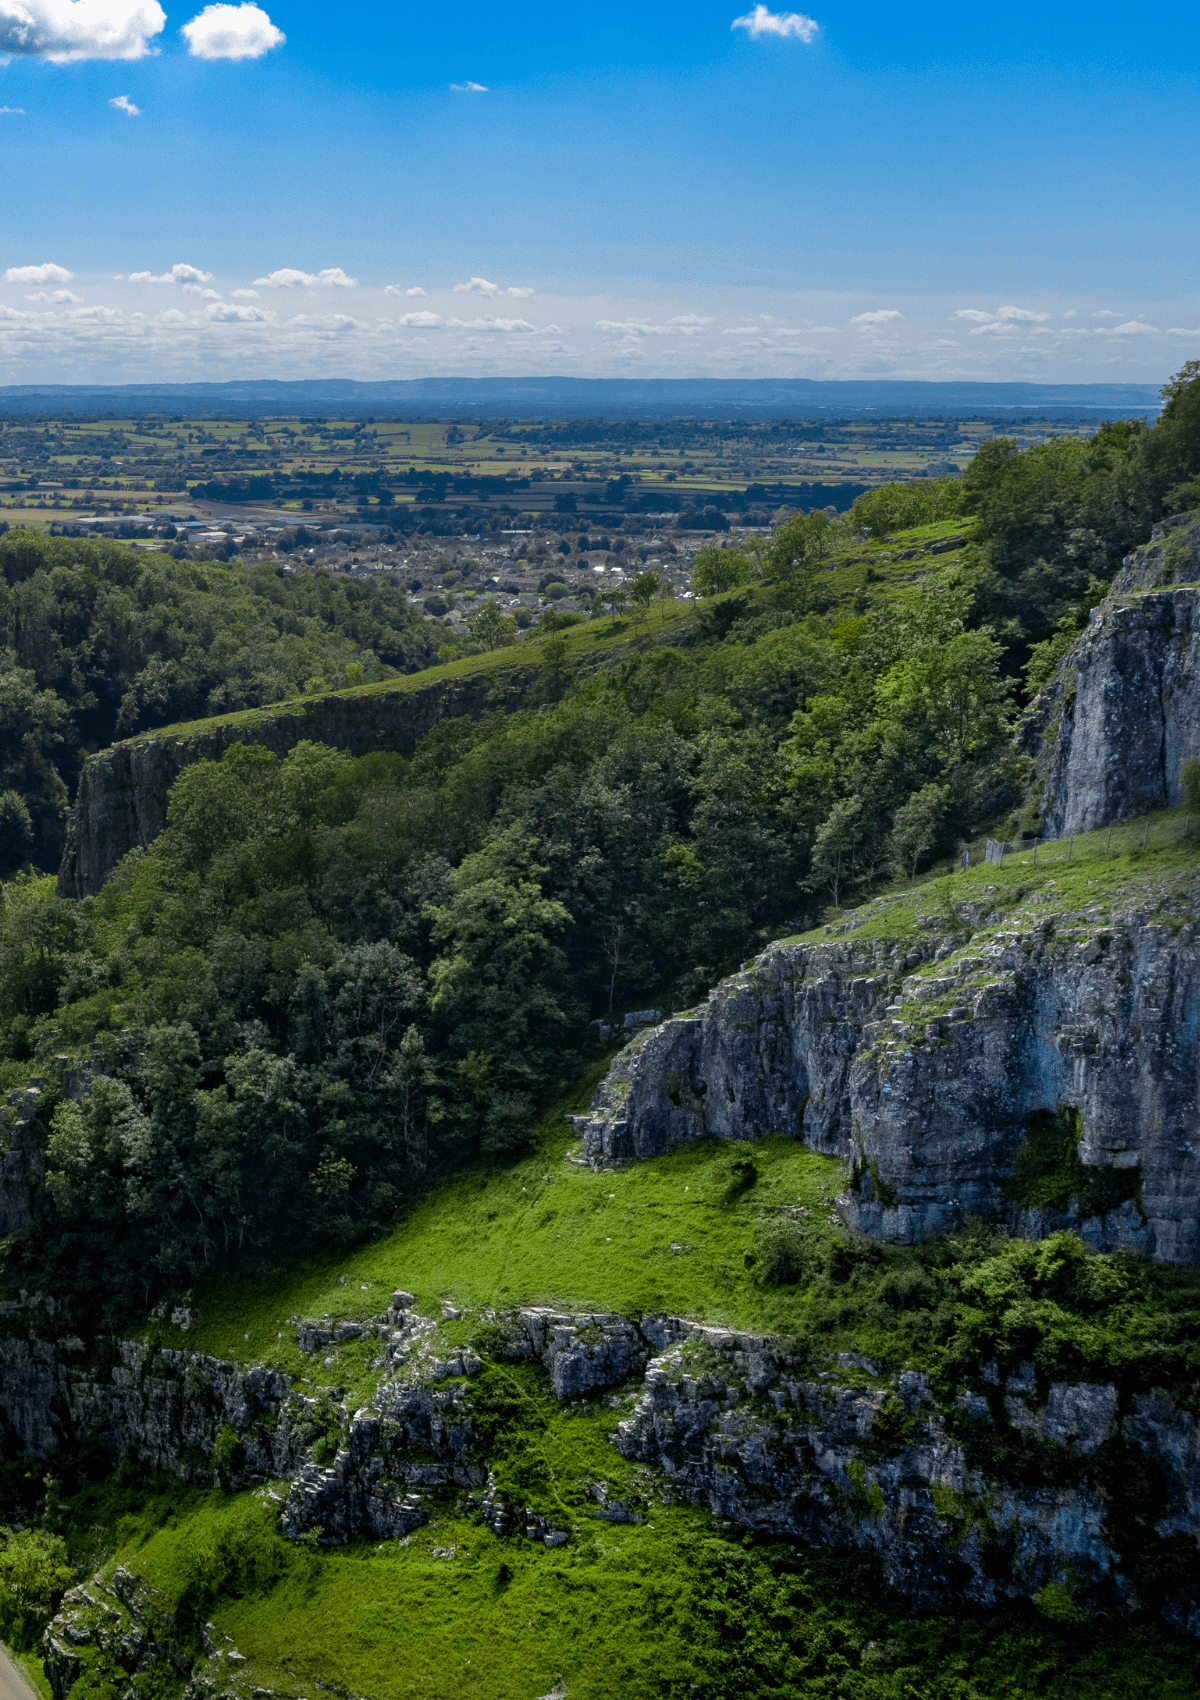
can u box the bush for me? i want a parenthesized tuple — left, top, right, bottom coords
(759, 1219, 808, 1285)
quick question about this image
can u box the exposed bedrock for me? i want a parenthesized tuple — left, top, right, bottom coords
(20, 1312, 1200, 1659)
(573, 912, 1200, 1262)
(1028, 513, 1200, 837)
(57, 664, 538, 899)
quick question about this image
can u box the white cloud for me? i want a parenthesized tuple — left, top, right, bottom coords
(109, 93, 140, 114)
(205, 300, 270, 321)
(4, 262, 73, 284)
(446, 316, 537, 332)
(667, 314, 715, 326)
(25, 289, 81, 302)
(253, 267, 356, 288)
(181, 1, 282, 58)
(453, 276, 533, 298)
(449, 80, 486, 92)
(0, 0, 164, 60)
(955, 305, 1049, 326)
(386, 284, 426, 298)
(1104, 319, 1159, 337)
(183, 284, 221, 299)
(1167, 327, 1200, 337)
(128, 262, 212, 283)
(850, 309, 902, 326)
(1063, 309, 1078, 319)
(286, 313, 358, 329)
(398, 310, 442, 327)
(230, 287, 258, 299)
(731, 5, 818, 40)
(1093, 309, 1121, 318)
(968, 321, 1015, 337)
(0, 105, 26, 113)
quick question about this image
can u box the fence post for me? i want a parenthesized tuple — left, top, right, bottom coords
(1033, 839, 1038, 864)
(1105, 825, 1112, 853)
(999, 842, 1005, 866)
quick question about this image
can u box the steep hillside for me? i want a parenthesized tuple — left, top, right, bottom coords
(6, 380, 1200, 1698)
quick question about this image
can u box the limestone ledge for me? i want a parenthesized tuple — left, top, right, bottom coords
(33, 1308, 1200, 1692)
(572, 895, 1200, 1262)
(57, 663, 541, 900)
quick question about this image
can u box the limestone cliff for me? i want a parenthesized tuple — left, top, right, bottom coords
(573, 869, 1200, 1263)
(57, 664, 539, 899)
(1029, 512, 1200, 836)
(20, 1297, 1200, 1687)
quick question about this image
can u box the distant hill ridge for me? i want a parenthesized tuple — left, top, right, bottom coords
(0, 375, 1165, 420)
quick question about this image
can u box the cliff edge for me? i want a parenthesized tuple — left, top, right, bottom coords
(574, 858, 1200, 1264)
(1028, 512, 1200, 837)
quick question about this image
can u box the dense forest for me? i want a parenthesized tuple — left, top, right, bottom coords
(0, 540, 441, 872)
(0, 368, 1197, 1311)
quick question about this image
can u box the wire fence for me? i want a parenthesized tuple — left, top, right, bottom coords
(961, 812, 1198, 870)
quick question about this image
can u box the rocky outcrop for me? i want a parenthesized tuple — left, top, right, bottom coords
(573, 896, 1200, 1262)
(0, 1084, 48, 1235)
(1029, 513, 1200, 836)
(37, 1304, 1200, 1684)
(614, 1324, 1199, 1628)
(57, 663, 540, 899)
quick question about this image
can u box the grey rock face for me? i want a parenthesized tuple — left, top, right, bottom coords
(614, 1326, 1188, 1620)
(1027, 514, 1200, 836)
(0, 1087, 47, 1235)
(518, 1308, 649, 1398)
(573, 910, 1200, 1262)
(20, 1302, 1200, 1648)
(58, 664, 539, 899)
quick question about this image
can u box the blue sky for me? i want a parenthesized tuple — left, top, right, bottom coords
(0, 0, 1196, 382)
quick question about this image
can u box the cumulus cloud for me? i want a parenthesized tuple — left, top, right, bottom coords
(183, 284, 221, 298)
(386, 284, 427, 298)
(453, 276, 533, 298)
(205, 300, 270, 321)
(449, 80, 486, 91)
(1093, 309, 1121, 318)
(26, 289, 81, 302)
(4, 262, 73, 283)
(129, 262, 212, 283)
(398, 310, 442, 327)
(1102, 319, 1159, 336)
(446, 316, 537, 332)
(0, 105, 26, 113)
(181, 1, 282, 58)
(0, 0, 164, 60)
(254, 267, 355, 288)
(667, 314, 715, 326)
(109, 93, 139, 114)
(850, 309, 902, 326)
(731, 5, 818, 40)
(230, 287, 258, 299)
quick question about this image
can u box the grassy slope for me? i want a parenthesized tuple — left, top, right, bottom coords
(47, 1465, 1200, 1700)
(144, 816, 1200, 1398)
(136, 519, 968, 743)
(73, 820, 1200, 1699)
